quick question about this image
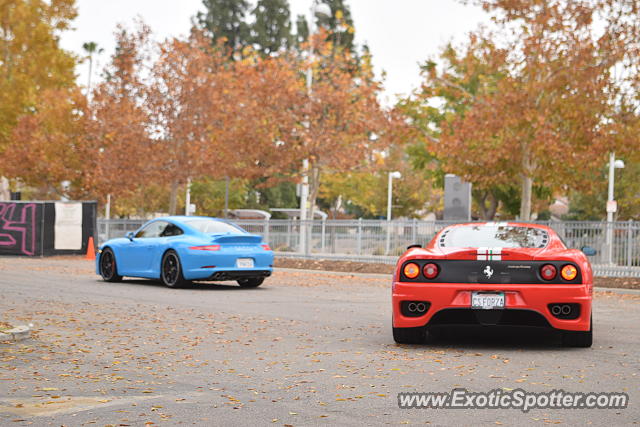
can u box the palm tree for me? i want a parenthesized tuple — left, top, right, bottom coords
(82, 41, 104, 93)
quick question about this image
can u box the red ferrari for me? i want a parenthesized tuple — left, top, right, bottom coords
(392, 222, 593, 347)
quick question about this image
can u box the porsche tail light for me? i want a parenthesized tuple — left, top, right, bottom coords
(540, 264, 557, 280)
(423, 263, 439, 279)
(189, 245, 221, 251)
(561, 264, 578, 281)
(403, 262, 420, 279)
(261, 244, 272, 251)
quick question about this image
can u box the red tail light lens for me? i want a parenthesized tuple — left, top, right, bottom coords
(403, 262, 420, 279)
(561, 264, 578, 281)
(423, 263, 439, 279)
(189, 245, 221, 251)
(540, 264, 557, 280)
(261, 244, 272, 251)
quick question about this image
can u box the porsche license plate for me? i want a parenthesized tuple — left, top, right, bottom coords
(236, 258, 254, 268)
(471, 292, 505, 309)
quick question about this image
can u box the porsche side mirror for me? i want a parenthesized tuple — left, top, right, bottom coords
(126, 231, 135, 241)
(581, 246, 596, 256)
(407, 244, 422, 250)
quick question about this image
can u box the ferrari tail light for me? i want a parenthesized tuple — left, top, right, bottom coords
(540, 264, 557, 280)
(561, 264, 578, 281)
(403, 262, 420, 279)
(189, 245, 221, 251)
(423, 263, 439, 279)
(261, 244, 272, 251)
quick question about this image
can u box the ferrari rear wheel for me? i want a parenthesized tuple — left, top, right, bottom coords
(100, 248, 122, 282)
(237, 278, 264, 288)
(161, 250, 189, 288)
(393, 326, 426, 344)
(561, 315, 593, 348)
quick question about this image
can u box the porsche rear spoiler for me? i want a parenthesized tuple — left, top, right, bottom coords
(210, 234, 262, 244)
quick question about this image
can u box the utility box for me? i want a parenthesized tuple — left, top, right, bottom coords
(444, 174, 472, 221)
(0, 201, 97, 256)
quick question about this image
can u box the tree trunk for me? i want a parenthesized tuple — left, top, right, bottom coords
(0, 177, 10, 201)
(520, 175, 533, 221)
(519, 146, 533, 221)
(168, 180, 179, 215)
(477, 191, 499, 220)
(307, 164, 321, 220)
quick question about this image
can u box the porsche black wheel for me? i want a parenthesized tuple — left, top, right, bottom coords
(393, 326, 426, 344)
(562, 315, 593, 348)
(99, 248, 122, 282)
(237, 277, 264, 288)
(161, 250, 188, 288)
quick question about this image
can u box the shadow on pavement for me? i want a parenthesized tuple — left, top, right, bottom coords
(424, 325, 568, 350)
(96, 278, 268, 291)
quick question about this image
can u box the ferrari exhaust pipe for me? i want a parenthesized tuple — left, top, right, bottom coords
(551, 305, 562, 316)
(416, 303, 426, 313)
(561, 305, 571, 315)
(408, 302, 417, 312)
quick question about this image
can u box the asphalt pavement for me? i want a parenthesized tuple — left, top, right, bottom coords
(0, 257, 638, 426)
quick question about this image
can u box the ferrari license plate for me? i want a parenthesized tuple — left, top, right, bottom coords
(236, 258, 254, 268)
(471, 292, 505, 310)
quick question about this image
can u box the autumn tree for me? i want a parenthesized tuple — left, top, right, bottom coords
(86, 24, 155, 207)
(0, 0, 77, 197)
(2, 88, 93, 199)
(400, 39, 529, 220)
(298, 35, 395, 219)
(409, 0, 633, 220)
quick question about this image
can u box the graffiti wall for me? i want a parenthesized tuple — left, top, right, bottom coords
(0, 201, 96, 256)
(0, 202, 39, 256)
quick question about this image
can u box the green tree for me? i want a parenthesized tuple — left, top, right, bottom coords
(197, 0, 250, 52)
(250, 0, 293, 56)
(82, 41, 104, 92)
(294, 14, 308, 47)
(293, 0, 355, 52)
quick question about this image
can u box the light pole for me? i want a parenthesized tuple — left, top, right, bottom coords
(606, 152, 625, 264)
(385, 171, 402, 255)
(299, 0, 331, 254)
(185, 177, 192, 216)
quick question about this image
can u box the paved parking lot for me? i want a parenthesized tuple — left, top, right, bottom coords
(1, 257, 638, 426)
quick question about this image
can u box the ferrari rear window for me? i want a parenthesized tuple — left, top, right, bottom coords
(183, 219, 244, 234)
(438, 225, 549, 248)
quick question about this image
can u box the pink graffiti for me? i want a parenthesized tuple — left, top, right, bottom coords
(0, 203, 37, 256)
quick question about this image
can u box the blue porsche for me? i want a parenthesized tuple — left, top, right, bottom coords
(96, 216, 274, 288)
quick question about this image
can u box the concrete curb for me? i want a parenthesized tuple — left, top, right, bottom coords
(594, 287, 640, 295)
(0, 324, 32, 342)
(275, 268, 640, 295)
(276, 267, 390, 280)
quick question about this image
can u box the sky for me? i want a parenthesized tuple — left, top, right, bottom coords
(60, 0, 489, 104)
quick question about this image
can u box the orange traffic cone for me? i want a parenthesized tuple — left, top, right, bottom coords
(85, 236, 96, 260)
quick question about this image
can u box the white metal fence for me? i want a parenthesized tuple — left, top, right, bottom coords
(97, 219, 640, 277)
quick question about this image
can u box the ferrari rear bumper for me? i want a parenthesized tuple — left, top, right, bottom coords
(392, 282, 592, 331)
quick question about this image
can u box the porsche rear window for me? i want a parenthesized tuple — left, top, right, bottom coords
(438, 225, 549, 248)
(184, 219, 244, 234)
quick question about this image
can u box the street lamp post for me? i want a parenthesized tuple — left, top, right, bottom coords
(299, 0, 331, 255)
(385, 171, 402, 255)
(606, 152, 625, 264)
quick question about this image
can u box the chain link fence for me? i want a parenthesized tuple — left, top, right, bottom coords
(97, 218, 640, 277)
